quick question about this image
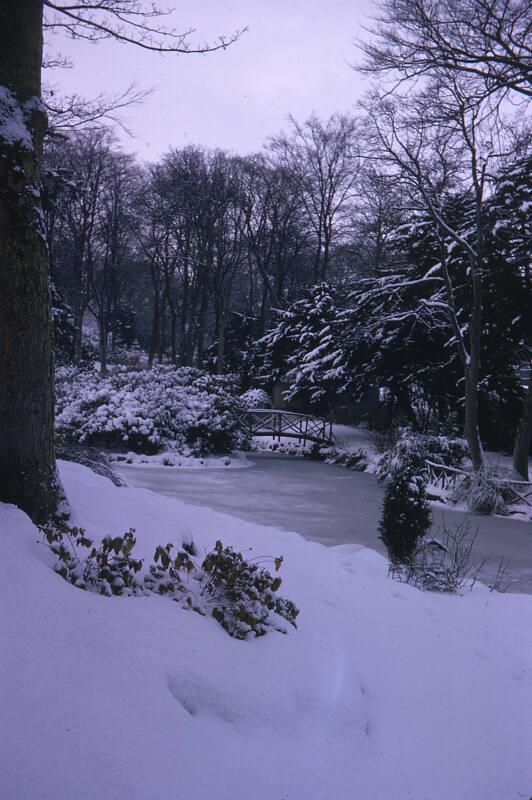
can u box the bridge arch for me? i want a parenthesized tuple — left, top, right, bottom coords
(243, 408, 334, 447)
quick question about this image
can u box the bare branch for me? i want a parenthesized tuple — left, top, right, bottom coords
(43, 0, 247, 54)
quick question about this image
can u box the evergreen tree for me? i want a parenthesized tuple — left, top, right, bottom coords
(255, 284, 355, 411)
(379, 460, 432, 564)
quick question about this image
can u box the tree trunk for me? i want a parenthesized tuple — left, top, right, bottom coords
(0, 0, 59, 522)
(513, 370, 532, 480)
(216, 305, 225, 375)
(98, 306, 108, 377)
(73, 303, 84, 362)
(158, 300, 166, 364)
(395, 385, 418, 430)
(148, 291, 160, 369)
(169, 307, 177, 364)
(464, 254, 484, 472)
(464, 363, 484, 471)
(195, 272, 209, 366)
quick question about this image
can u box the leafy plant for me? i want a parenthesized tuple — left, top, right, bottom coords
(143, 542, 195, 599)
(40, 515, 144, 596)
(198, 541, 299, 639)
(379, 459, 432, 564)
(39, 519, 298, 639)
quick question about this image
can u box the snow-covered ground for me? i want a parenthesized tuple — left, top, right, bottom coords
(1, 460, 531, 800)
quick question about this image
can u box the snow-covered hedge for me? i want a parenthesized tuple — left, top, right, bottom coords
(56, 365, 248, 454)
(239, 388, 272, 409)
(377, 432, 468, 482)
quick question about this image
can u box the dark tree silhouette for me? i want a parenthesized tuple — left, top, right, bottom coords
(358, 0, 532, 99)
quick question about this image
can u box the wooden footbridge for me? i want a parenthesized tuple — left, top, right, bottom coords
(243, 408, 334, 446)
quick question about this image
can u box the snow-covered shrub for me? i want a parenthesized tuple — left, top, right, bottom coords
(377, 432, 468, 483)
(379, 460, 432, 564)
(452, 468, 509, 515)
(239, 388, 272, 410)
(41, 517, 144, 596)
(198, 542, 299, 639)
(144, 543, 196, 597)
(40, 520, 298, 640)
(146, 541, 299, 639)
(321, 446, 368, 471)
(250, 438, 309, 457)
(56, 365, 248, 454)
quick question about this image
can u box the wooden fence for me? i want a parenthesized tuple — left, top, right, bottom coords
(425, 459, 532, 507)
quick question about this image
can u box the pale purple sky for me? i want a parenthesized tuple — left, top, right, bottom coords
(45, 0, 374, 160)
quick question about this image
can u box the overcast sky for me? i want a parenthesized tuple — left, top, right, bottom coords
(45, 0, 374, 160)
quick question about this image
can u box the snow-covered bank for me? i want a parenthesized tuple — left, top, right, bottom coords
(108, 450, 253, 470)
(1, 461, 531, 800)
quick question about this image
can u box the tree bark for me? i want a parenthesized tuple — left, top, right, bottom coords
(0, 0, 59, 522)
(98, 305, 108, 377)
(216, 302, 225, 375)
(513, 370, 532, 480)
(464, 363, 484, 471)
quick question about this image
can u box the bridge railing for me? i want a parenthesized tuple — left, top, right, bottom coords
(425, 460, 532, 507)
(243, 408, 334, 446)
(424, 460, 467, 491)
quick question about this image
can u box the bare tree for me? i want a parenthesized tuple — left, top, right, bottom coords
(269, 113, 361, 283)
(90, 147, 137, 374)
(239, 154, 311, 319)
(56, 129, 111, 361)
(363, 76, 516, 470)
(351, 165, 405, 275)
(358, 0, 532, 99)
(0, 1, 243, 522)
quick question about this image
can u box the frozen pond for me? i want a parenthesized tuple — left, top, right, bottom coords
(116, 453, 532, 594)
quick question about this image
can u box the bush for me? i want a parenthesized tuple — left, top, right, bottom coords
(390, 521, 508, 593)
(40, 516, 144, 596)
(240, 388, 272, 410)
(325, 446, 368, 471)
(199, 541, 299, 639)
(56, 365, 249, 455)
(452, 467, 509, 515)
(377, 432, 468, 483)
(379, 459, 432, 564)
(309, 444, 369, 471)
(40, 519, 298, 640)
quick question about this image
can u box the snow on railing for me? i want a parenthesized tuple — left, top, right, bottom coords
(424, 459, 532, 506)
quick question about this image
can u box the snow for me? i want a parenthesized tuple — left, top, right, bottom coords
(1, 460, 531, 800)
(0, 86, 34, 150)
(108, 450, 253, 469)
(55, 365, 245, 454)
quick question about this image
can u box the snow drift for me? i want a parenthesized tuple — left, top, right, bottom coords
(1, 460, 531, 800)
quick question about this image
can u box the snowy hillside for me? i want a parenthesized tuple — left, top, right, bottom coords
(1, 461, 531, 800)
